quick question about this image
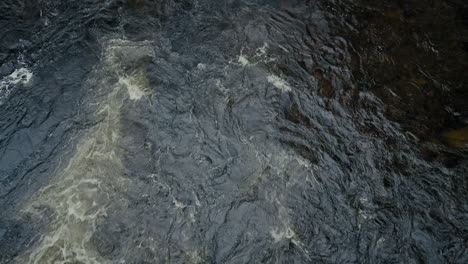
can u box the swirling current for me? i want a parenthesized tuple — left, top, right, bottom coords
(0, 0, 467, 263)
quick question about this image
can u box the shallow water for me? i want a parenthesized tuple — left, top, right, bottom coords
(0, 0, 467, 263)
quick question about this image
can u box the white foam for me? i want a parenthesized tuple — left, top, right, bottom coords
(7, 68, 32, 84)
(238, 54, 251, 67)
(267, 74, 291, 92)
(173, 198, 187, 209)
(118, 74, 147, 100)
(255, 42, 268, 57)
(237, 43, 276, 68)
(0, 67, 33, 102)
(185, 250, 203, 263)
(271, 227, 297, 243)
(196, 63, 207, 70)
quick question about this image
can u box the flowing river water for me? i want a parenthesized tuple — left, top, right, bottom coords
(0, 0, 467, 263)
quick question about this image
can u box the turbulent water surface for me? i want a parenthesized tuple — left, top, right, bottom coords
(0, 0, 467, 263)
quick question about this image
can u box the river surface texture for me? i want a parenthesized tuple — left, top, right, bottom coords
(0, 1, 467, 263)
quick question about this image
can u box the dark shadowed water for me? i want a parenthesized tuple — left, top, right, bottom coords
(0, 0, 467, 263)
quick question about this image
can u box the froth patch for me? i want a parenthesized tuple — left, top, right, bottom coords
(0, 67, 33, 102)
(238, 55, 251, 67)
(6, 68, 33, 84)
(270, 227, 297, 243)
(118, 72, 149, 100)
(237, 43, 273, 68)
(267, 74, 291, 92)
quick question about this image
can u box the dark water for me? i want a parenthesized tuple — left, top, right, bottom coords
(0, 0, 467, 263)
